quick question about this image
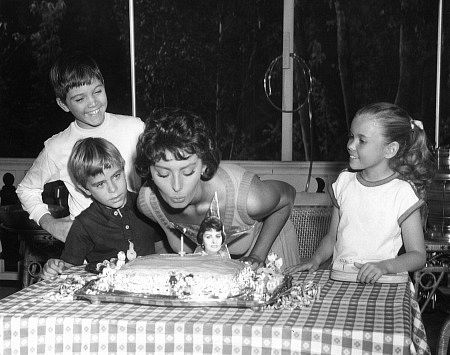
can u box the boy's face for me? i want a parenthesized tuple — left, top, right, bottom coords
(80, 165, 127, 209)
(56, 78, 108, 129)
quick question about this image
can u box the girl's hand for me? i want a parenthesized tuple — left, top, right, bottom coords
(41, 259, 66, 279)
(354, 261, 388, 284)
(297, 258, 320, 273)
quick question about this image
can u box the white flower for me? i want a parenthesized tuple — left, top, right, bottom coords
(267, 252, 278, 263)
(274, 258, 283, 269)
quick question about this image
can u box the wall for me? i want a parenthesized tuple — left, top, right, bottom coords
(0, 158, 347, 206)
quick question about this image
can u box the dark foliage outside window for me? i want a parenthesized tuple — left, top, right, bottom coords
(0, 0, 445, 160)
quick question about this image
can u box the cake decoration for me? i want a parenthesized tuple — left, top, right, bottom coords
(171, 191, 253, 249)
(126, 240, 137, 261)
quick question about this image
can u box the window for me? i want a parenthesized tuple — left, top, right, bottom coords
(0, 1, 442, 160)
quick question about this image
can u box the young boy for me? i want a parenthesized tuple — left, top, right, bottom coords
(16, 52, 144, 242)
(42, 137, 164, 278)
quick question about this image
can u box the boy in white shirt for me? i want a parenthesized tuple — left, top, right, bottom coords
(17, 52, 144, 242)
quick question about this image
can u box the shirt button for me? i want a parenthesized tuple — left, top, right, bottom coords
(125, 225, 130, 229)
(114, 211, 118, 216)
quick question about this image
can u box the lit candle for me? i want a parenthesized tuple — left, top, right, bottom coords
(180, 228, 186, 256)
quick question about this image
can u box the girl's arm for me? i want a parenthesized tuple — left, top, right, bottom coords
(355, 209, 426, 283)
(240, 178, 296, 269)
(298, 206, 339, 272)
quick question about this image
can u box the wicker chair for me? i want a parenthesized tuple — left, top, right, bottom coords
(438, 315, 450, 355)
(290, 205, 333, 259)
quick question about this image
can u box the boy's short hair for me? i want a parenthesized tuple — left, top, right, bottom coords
(50, 52, 104, 101)
(68, 137, 125, 189)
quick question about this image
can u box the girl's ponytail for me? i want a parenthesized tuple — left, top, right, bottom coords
(396, 122, 436, 198)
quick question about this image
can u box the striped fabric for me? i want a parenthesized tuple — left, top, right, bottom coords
(0, 266, 429, 354)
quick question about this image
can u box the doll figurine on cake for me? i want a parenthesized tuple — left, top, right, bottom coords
(195, 215, 230, 257)
(192, 192, 231, 258)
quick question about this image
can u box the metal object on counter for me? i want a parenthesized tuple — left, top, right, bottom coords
(427, 148, 450, 242)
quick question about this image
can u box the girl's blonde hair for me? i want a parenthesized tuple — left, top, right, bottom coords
(355, 102, 436, 197)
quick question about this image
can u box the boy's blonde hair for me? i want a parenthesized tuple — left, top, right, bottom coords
(68, 137, 125, 189)
(50, 52, 104, 101)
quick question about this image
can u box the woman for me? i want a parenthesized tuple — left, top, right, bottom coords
(135, 108, 300, 269)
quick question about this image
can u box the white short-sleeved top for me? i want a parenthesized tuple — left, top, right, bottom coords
(330, 170, 423, 265)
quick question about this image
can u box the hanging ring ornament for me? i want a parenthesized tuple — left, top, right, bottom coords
(264, 53, 315, 192)
(263, 53, 313, 113)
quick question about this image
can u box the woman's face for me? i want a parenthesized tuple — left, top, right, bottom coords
(150, 150, 205, 209)
(202, 228, 223, 254)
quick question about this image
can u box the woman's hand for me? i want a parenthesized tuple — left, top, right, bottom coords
(297, 258, 321, 273)
(354, 261, 388, 284)
(41, 258, 67, 279)
(240, 254, 264, 270)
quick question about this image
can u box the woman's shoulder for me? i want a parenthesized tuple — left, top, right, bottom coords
(219, 162, 246, 175)
(219, 163, 256, 185)
(137, 185, 160, 222)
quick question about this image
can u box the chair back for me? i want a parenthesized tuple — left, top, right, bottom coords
(290, 205, 333, 258)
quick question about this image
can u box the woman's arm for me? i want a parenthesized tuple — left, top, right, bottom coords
(355, 209, 426, 283)
(240, 177, 295, 268)
(298, 206, 339, 272)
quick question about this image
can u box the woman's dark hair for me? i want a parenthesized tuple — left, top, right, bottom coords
(196, 216, 226, 245)
(135, 108, 220, 185)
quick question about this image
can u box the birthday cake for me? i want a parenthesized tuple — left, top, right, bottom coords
(85, 252, 288, 302)
(112, 253, 251, 299)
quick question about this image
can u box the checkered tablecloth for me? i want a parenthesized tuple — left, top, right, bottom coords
(0, 267, 430, 355)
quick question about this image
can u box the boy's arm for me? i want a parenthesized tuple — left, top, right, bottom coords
(41, 258, 74, 279)
(240, 178, 296, 269)
(59, 219, 93, 266)
(39, 214, 73, 242)
(17, 148, 73, 242)
(16, 148, 58, 224)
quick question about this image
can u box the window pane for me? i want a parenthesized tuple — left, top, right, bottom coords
(0, 1, 442, 161)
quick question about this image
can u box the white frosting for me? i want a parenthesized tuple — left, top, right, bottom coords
(112, 253, 247, 299)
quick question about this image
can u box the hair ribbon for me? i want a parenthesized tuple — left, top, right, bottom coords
(411, 120, 423, 130)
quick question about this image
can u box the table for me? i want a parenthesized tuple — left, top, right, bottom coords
(0, 267, 429, 355)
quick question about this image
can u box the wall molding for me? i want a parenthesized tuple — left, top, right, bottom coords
(0, 158, 347, 206)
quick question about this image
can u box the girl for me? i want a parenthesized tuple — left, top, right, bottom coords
(135, 108, 300, 270)
(299, 102, 435, 283)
